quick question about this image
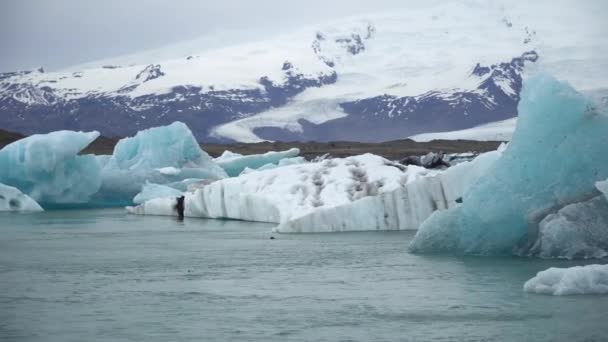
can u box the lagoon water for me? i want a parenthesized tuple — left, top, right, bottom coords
(1, 209, 607, 341)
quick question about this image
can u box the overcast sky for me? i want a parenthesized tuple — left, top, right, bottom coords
(0, 0, 434, 72)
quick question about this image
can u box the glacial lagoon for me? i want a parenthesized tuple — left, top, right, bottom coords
(1, 209, 607, 341)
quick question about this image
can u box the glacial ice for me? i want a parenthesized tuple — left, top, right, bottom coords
(275, 149, 501, 233)
(214, 148, 302, 177)
(128, 149, 501, 233)
(524, 264, 608, 295)
(95, 122, 227, 205)
(133, 183, 183, 205)
(409, 74, 608, 256)
(0, 183, 43, 212)
(0, 130, 102, 206)
(531, 193, 608, 260)
(128, 154, 429, 221)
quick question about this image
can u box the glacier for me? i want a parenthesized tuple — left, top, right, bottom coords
(0, 183, 43, 212)
(0, 130, 102, 206)
(524, 264, 608, 296)
(214, 148, 302, 177)
(94, 122, 227, 205)
(409, 74, 608, 256)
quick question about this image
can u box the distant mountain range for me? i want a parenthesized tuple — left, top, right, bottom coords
(1, 3, 605, 142)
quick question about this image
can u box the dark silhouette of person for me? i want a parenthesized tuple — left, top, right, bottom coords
(175, 196, 185, 220)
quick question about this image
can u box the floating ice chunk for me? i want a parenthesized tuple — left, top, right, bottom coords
(275, 149, 501, 232)
(0, 130, 102, 206)
(128, 153, 418, 222)
(409, 74, 608, 255)
(129, 150, 500, 233)
(215, 148, 301, 177)
(524, 264, 608, 295)
(133, 182, 183, 205)
(96, 122, 226, 204)
(0, 183, 43, 212)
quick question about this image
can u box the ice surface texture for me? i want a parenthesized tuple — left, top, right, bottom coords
(215, 148, 302, 177)
(524, 264, 608, 295)
(409, 74, 608, 255)
(0, 130, 102, 206)
(96, 122, 227, 205)
(0, 183, 43, 212)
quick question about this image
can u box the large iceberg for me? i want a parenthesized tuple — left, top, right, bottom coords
(94, 122, 227, 205)
(129, 154, 431, 222)
(524, 264, 608, 295)
(0, 130, 102, 206)
(214, 148, 302, 176)
(128, 149, 501, 233)
(0, 183, 43, 212)
(409, 74, 608, 256)
(275, 149, 501, 233)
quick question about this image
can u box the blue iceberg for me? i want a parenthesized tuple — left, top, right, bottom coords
(0, 130, 102, 206)
(409, 74, 608, 256)
(95, 122, 227, 205)
(214, 148, 302, 177)
(0, 183, 44, 212)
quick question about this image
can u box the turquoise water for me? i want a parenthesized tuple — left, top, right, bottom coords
(1, 209, 607, 342)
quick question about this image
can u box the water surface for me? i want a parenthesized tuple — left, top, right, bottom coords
(1, 209, 606, 341)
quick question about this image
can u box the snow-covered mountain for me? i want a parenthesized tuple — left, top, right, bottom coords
(1, 2, 606, 142)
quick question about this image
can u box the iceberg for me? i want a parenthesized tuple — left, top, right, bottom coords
(0, 183, 43, 212)
(129, 154, 428, 221)
(524, 264, 608, 295)
(129, 149, 500, 233)
(214, 148, 302, 177)
(95, 122, 227, 205)
(0, 130, 102, 206)
(409, 74, 608, 255)
(133, 183, 184, 205)
(275, 149, 501, 233)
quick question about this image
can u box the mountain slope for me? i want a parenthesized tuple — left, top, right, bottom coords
(1, 2, 606, 142)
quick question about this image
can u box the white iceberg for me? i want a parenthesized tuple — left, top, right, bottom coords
(276, 149, 501, 233)
(128, 149, 500, 233)
(214, 148, 302, 176)
(129, 154, 428, 221)
(0, 183, 43, 212)
(409, 74, 608, 256)
(95, 122, 227, 205)
(0, 130, 102, 206)
(524, 264, 608, 295)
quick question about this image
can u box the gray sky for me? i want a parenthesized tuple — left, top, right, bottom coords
(0, 0, 424, 72)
